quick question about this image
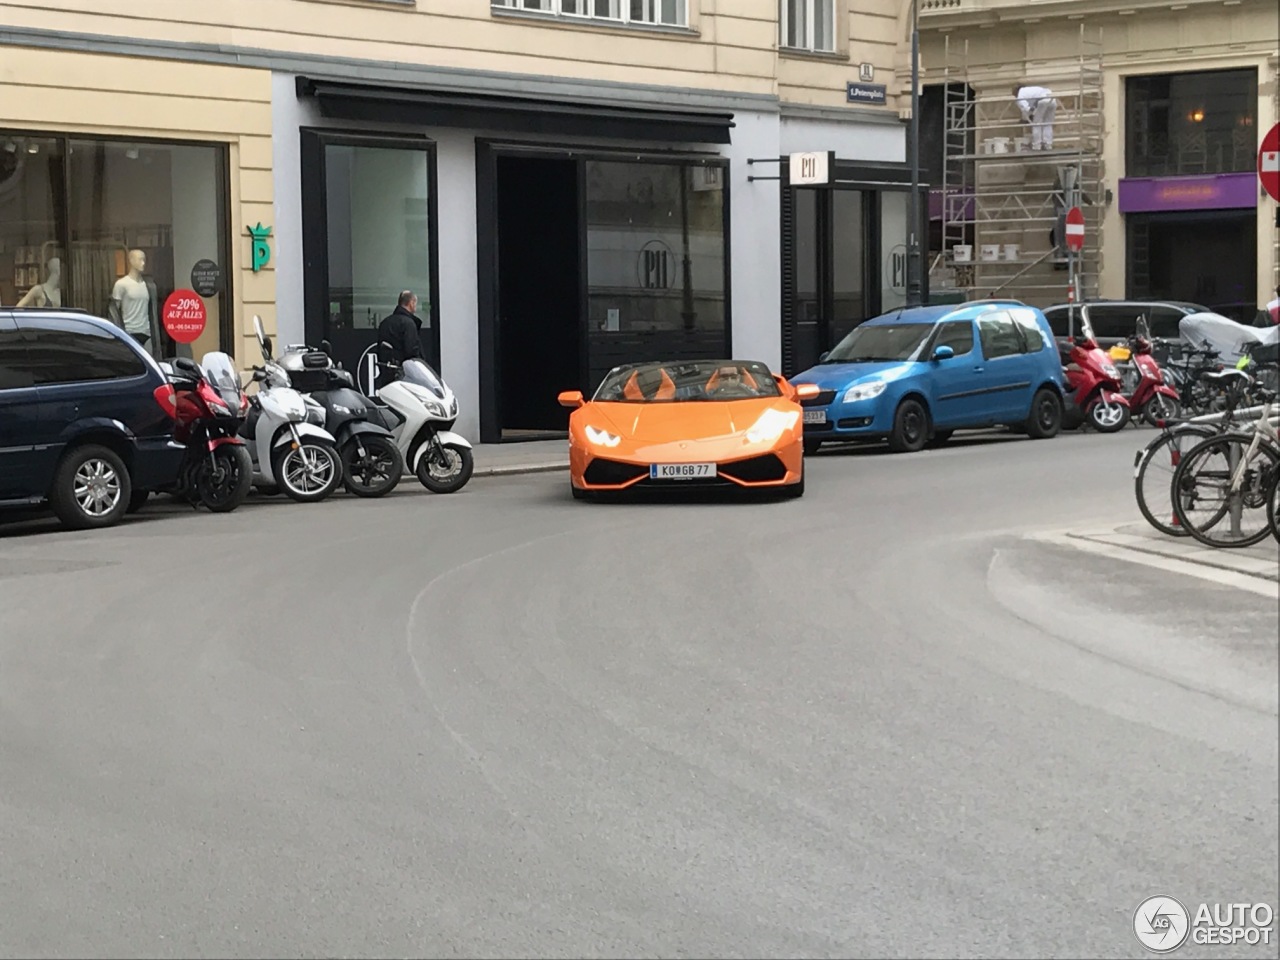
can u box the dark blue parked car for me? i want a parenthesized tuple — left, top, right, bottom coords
(0, 309, 184, 529)
(792, 301, 1066, 454)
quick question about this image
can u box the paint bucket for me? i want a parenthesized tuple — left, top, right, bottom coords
(953, 244, 973, 262)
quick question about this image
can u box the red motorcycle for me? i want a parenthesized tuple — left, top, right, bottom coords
(153, 353, 254, 512)
(1062, 316, 1132, 432)
(1124, 320, 1182, 425)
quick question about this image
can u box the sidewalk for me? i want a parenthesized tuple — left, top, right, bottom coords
(1065, 522, 1280, 584)
(471, 439, 568, 477)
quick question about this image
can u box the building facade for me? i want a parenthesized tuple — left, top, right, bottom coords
(914, 0, 1280, 320)
(0, 0, 918, 443)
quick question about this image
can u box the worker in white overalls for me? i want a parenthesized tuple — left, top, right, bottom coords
(1013, 84, 1058, 150)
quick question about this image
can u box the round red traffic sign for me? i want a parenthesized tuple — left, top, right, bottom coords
(161, 289, 208, 344)
(1259, 122, 1280, 203)
(1065, 206, 1085, 252)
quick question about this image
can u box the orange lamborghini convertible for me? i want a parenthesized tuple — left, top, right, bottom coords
(558, 359, 819, 499)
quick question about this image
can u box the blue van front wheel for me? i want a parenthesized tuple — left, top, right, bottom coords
(889, 398, 930, 453)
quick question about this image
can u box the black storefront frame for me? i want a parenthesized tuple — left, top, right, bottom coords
(475, 139, 733, 444)
(779, 159, 928, 377)
(0, 127, 234, 356)
(299, 128, 442, 371)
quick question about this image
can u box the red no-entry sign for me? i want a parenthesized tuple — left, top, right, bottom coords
(1064, 206, 1085, 252)
(1259, 122, 1280, 203)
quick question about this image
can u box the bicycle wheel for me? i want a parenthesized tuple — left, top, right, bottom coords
(1171, 433, 1280, 548)
(1134, 424, 1216, 537)
(1267, 471, 1280, 545)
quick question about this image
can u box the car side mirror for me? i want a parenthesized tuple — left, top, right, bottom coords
(932, 345, 955, 361)
(818, 350, 831, 363)
(794, 383, 820, 400)
(558, 390, 585, 409)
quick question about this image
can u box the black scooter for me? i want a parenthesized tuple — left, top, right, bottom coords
(276, 342, 405, 498)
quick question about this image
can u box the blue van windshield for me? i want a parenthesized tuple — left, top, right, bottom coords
(822, 324, 932, 363)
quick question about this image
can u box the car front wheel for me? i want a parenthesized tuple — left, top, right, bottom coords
(888, 399, 930, 453)
(49, 444, 132, 530)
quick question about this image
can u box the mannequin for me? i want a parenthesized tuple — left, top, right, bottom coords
(109, 249, 158, 349)
(15, 256, 61, 308)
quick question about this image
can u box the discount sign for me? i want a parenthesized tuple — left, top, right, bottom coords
(162, 289, 208, 344)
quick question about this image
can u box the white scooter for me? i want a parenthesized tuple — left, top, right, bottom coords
(243, 315, 344, 502)
(358, 343, 474, 493)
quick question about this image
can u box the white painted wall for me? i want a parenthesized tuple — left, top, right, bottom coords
(726, 108, 782, 369)
(780, 115, 906, 163)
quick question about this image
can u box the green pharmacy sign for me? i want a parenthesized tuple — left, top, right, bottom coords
(248, 223, 272, 273)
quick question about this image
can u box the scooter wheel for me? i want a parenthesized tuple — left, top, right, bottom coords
(1142, 394, 1181, 426)
(1088, 398, 1131, 433)
(272, 439, 343, 502)
(416, 442, 474, 494)
(341, 435, 404, 498)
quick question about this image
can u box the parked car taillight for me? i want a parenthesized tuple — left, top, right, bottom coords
(152, 383, 179, 420)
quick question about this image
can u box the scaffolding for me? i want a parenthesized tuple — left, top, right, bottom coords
(931, 24, 1105, 307)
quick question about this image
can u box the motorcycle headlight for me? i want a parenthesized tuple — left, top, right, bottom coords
(746, 408, 800, 444)
(1101, 362, 1119, 378)
(842, 381, 888, 403)
(585, 425, 621, 447)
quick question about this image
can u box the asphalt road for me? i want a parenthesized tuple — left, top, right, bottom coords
(1, 429, 1276, 959)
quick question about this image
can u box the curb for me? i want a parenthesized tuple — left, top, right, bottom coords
(1066, 531, 1280, 583)
(474, 462, 569, 478)
(1027, 530, 1278, 598)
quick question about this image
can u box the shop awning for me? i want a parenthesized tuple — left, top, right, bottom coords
(295, 77, 735, 144)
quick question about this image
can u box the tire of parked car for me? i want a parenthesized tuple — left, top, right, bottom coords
(888, 397, 930, 453)
(48, 444, 133, 530)
(1024, 388, 1063, 439)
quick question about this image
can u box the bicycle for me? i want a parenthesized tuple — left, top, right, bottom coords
(1132, 367, 1259, 538)
(1170, 352, 1280, 548)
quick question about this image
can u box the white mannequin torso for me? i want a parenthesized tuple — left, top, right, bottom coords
(113, 274, 150, 335)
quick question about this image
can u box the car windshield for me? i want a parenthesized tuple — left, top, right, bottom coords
(593, 360, 781, 403)
(401, 358, 446, 399)
(822, 323, 933, 363)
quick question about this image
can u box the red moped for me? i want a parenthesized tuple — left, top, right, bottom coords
(1062, 315, 1132, 432)
(1124, 319, 1182, 425)
(150, 353, 254, 512)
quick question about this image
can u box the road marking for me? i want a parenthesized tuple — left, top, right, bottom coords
(1027, 531, 1279, 598)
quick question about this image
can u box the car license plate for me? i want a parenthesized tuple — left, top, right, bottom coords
(650, 462, 716, 480)
(803, 409, 827, 424)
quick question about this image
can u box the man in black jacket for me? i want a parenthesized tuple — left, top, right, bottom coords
(378, 290, 425, 368)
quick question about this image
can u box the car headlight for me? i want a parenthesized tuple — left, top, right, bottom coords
(584, 425, 621, 447)
(746, 408, 800, 444)
(842, 381, 888, 403)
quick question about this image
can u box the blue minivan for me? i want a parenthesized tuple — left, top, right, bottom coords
(791, 301, 1066, 454)
(0, 309, 184, 529)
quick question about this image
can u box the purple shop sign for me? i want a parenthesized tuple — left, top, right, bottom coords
(1117, 173, 1258, 214)
(929, 188, 974, 221)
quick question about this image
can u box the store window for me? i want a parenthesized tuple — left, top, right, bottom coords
(0, 131, 230, 360)
(301, 137, 437, 377)
(584, 160, 727, 381)
(1126, 69, 1258, 178)
(0, 136, 67, 312)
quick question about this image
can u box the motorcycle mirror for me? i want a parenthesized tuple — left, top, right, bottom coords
(320, 340, 333, 356)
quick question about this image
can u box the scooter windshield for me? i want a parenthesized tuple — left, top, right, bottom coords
(202, 351, 244, 409)
(401, 358, 446, 399)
